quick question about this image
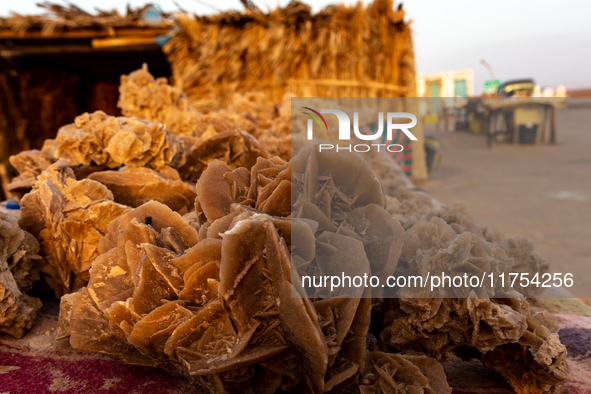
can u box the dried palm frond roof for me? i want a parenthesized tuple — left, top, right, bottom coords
(0, 2, 173, 37)
(163, 0, 416, 108)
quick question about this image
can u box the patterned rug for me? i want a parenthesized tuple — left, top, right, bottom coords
(2, 297, 591, 394)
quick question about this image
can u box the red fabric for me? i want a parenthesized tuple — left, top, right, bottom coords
(2, 306, 591, 393)
(0, 343, 199, 394)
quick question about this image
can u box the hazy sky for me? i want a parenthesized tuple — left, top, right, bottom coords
(2, 0, 590, 92)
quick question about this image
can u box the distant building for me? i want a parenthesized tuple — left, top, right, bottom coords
(417, 69, 474, 97)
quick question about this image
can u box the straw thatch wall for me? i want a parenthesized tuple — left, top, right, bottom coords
(164, 0, 417, 111)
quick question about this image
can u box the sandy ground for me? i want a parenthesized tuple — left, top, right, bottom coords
(417, 101, 591, 297)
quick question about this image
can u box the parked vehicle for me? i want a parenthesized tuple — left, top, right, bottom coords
(497, 79, 535, 97)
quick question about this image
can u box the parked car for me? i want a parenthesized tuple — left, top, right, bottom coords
(497, 79, 535, 97)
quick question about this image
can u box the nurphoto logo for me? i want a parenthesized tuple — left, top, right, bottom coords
(303, 107, 418, 153)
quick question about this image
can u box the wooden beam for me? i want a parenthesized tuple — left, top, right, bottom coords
(286, 78, 409, 93)
(91, 37, 156, 48)
(0, 43, 162, 58)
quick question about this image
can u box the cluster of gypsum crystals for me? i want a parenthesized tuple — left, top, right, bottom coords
(373, 215, 569, 394)
(59, 145, 455, 393)
(359, 350, 451, 394)
(117, 63, 202, 136)
(8, 107, 274, 301)
(87, 166, 197, 215)
(7, 109, 187, 202)
(42, 110, 184, 170)
(422, 202, 549, 298)
(7, 149, 53, 199)
(176, 127, 269, 183)
(57, 201, 355, 393)
(19, 161, 130, 297)
(8, 112, 205, 299)
(8, 110, 267, 215)
(0, 211, 42, 338)
(348, 149, 568, 393)
(117, 65, 291, 160)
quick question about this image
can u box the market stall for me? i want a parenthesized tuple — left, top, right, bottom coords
(483, 97, 565, 147)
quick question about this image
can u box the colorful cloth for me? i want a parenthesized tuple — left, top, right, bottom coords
(2, 297, 591, 393)
(363, 123, 413, 177)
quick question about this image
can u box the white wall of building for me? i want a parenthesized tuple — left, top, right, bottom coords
(417, 69, 474, 97)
